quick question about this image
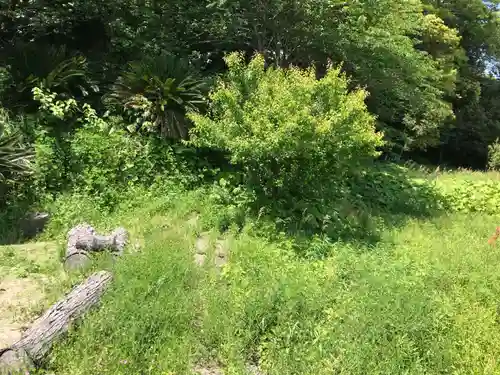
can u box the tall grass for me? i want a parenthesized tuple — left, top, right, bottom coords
(35, 176, 500, 375)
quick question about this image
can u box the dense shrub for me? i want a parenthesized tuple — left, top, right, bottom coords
(189, 52, 384, 203)
(28, 85, 204, 207)
(348, 164, 447, 215)
(488, 139, 500, 170)
(443, 180, 500, 214)
(69, 125, 193, 206)
(33, 130, 71, 194)
(32, 125, 202, 211)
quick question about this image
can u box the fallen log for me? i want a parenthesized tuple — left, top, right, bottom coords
(0, 271, 112, 374)
(64, 224, 128, 271)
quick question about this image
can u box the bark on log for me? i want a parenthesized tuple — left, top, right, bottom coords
(0, 271, 112, 374)
(64, 224, 128, 271)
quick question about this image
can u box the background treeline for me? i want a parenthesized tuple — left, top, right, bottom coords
(2, 0, 500, 167)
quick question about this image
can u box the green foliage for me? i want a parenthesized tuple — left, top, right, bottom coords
(442, 180, 500, 214)
(33, 130, 71, 194)
(190, 53, 384, 202)
(488, 139, 500, 170)
(333, 0, 458, 150)
(104, 53, 207, 139)
(2, 0, 500, 163)
(69, 126, 192, 207)
(30, 88, 201, 209)
(1, 46, 97, 113)
(33, 87, 79, 121)
(28, 55, 97, 98)
(0, 125, 35, 241)
(349, 165, 447, 215)
(32, 124, 200, 210)
(0, 121, 33, 183)
(36, 182, 500, 375)
(419, 0, 500, 168)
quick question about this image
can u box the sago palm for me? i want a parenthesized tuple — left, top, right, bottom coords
(1, 43, 97, 113)
(104, 53, 207, 140)
(0, 129, 33, 181)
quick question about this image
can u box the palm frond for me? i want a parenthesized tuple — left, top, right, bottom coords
(1, 43, 98, 111)
(0, 130, 34, 181)
(104, 53, 208, 140)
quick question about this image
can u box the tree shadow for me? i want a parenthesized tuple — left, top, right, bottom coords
(243, 162, 447, 257)
(0, 180, 45, 245)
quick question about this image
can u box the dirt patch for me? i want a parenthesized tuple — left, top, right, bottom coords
(0, 241, 63, 349)
(0, 319, 24, 348)
(193, 364, 224, 375)
(0, 277, 45, 347)
(193, 363, 263, 375)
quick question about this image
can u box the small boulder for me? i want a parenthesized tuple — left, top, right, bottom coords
(20, 212, 50, 239)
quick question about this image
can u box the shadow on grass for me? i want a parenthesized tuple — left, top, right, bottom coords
(0, 179, 44, 245)
(0, 207, 37, 245)
(239, 162, 448, 256)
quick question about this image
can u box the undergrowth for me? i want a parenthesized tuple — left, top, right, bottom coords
(29, 177, 500, 375)
(5, 52, 500, 375)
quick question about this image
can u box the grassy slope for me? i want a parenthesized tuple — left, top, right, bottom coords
(6, 169, 500, 374)
(0, 241, 69, 348)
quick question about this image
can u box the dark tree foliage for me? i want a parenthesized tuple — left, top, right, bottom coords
(0, 0, 499, 167)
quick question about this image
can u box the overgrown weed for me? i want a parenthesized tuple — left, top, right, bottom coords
(37, 183, 500, 374)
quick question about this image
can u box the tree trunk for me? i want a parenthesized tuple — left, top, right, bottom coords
(0, 271, 112, 374)
(64, 224, 128, 271)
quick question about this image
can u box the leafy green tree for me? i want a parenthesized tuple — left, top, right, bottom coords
(2, 0, 500, 165)
(205, 0, 460, 150)
(189, 53, 384, 201)
(419, 0, 500, 167)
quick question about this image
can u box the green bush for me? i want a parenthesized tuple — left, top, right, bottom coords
(348, 164, 447, 215)
(33, 130, 71, 194)
(488, 139, 500, 170)
(67, 125, 196, 207)
(30, 87, 202, 208)
(443, 180, 500, 214)
(189, 52, 384, 203)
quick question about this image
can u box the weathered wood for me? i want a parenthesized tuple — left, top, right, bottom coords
(76, 234, 116, 251)
(64, 251, 93, 272)
(64, 224, 128, 271)
(0, 271, 112, 374)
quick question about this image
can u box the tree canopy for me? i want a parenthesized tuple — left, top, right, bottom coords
(1, 0, 500, 167)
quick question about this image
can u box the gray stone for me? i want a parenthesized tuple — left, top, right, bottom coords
(20, 212, 50, 239)
(193, 364, 224, 375)
(194, 253, 206, 267)
(214, 239, 229, 269)
(195, 234, 210, 255)
(246, 364, 264, 375)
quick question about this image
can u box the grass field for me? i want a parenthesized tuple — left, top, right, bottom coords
(3, 167, 500, 374)
(0, 241, 67, 348)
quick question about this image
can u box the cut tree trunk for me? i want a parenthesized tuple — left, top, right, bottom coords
(64, 224, 128, 271)
(0, 271, 112, 374)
